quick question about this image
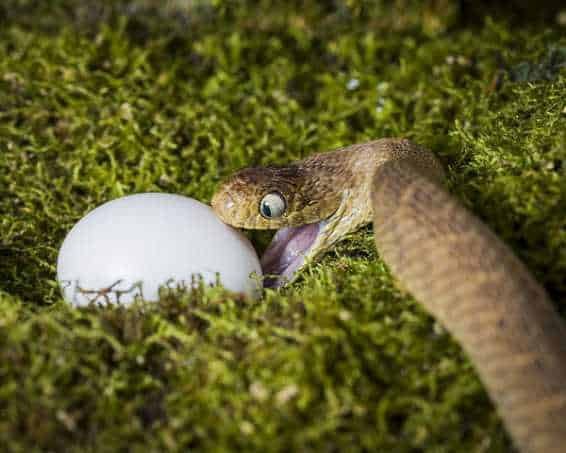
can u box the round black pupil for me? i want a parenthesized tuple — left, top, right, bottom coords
(262, 202, 272, 217)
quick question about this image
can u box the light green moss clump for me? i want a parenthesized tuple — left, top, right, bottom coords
(0, 1, 564, 451)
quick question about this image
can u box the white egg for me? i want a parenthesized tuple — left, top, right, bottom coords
(57, 193, 262, 306)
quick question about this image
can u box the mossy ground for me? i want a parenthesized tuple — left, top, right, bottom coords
(0, 1, 565, 452)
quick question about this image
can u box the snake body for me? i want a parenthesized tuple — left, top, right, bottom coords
(211, 139, 566, 452)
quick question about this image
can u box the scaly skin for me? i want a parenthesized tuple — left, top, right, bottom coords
(212, 139, 566, 452)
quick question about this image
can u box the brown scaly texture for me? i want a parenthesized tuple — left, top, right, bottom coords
(372, 156, 566, 453)
(213, 139, 566, 452)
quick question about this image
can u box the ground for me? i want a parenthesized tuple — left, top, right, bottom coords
(0, 1, 565, 452)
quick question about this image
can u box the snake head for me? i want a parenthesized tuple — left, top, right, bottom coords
(211, 159, 362, 288)
(211, 165, 341, 229)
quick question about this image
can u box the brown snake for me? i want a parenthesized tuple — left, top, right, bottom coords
(211, 138, 566, 452)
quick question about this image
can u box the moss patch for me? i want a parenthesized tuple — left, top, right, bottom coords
(0, 1, 565, 451)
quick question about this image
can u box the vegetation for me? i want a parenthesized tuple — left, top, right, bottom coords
(0, 1, 564, 451)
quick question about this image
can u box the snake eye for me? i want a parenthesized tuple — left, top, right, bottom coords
(259, 192, 286, 219)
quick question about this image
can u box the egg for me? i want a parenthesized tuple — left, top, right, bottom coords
(57, 193, 262, 306)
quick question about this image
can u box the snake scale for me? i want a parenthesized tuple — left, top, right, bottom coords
(211, 139, 566, 453)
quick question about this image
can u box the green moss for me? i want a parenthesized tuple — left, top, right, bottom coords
(0, 1, 565, 451)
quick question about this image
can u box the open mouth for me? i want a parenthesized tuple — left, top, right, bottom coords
(260, 222, 323, 288)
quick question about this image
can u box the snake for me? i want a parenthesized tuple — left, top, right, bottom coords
(211, 138, 566, 453)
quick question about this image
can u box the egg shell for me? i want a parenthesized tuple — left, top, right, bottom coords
(57, 193, 262, 306)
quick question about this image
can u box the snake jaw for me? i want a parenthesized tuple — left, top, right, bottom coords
(260, 221, 324, 288)
(259, 191, 356, 288)
(260, 210, 348, 288)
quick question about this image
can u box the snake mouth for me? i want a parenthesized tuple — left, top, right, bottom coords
(260, 222, 322, 288)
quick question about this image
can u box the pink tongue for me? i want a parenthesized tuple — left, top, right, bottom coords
(261, 222, 320, 288)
